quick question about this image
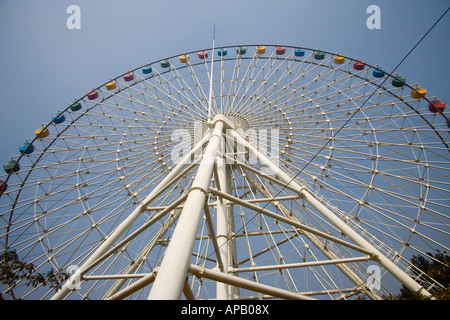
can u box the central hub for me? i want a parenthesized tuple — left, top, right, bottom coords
(207, 114, 235, 130)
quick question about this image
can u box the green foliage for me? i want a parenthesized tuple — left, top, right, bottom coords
(0, 249, 69, 299)
(397, 250, 450, 300)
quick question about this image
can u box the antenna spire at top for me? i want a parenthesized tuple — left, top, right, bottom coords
(207, 23, 216, 121)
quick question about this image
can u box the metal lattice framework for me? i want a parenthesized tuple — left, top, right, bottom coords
(1, 44, 449, 300)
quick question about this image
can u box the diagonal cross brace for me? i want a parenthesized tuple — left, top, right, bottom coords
(229, 128, 432, 298)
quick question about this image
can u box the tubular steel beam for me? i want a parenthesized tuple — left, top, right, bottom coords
(188, 264, 316, 300)
(229, 129, 432, 298)
(203, 202, 224, 271)
(52, 131, 212, 300)
(107, 272, 157, 300)
(215, 136, 230, 299)
(148, 121, 224, 300)
(209, 187, 375, 256)
(229, 256, 372, 273)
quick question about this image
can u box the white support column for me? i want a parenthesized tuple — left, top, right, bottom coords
(148, 121, 224, 300)
(301, 192, 431, 298)
(51, 130, 212, 300)
(215, 134, 229, 299)
(229, 129, 432, 298)
(226, 165, 239, 299)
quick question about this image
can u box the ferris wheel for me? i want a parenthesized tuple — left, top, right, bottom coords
(1, 44, 449, 300)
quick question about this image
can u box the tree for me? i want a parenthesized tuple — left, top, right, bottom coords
(1, 249, 68, 299)
(398, 250, 450, 300)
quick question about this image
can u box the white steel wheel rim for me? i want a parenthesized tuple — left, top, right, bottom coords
(0, 44, 449, 300)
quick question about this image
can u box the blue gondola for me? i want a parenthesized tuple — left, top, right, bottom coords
(295, 49, 305, 57)
(19, 142, 34, 154)
(52, 113, 65, 124)
(218, 48, 227, 56)
(373, 68, 385, 78)
(142, 66, 152, 74)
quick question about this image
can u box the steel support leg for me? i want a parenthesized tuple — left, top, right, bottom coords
(229, 129, 432, 298)
(51, 130, 212, 300)
(148, 121, 224, 299)
(216, 135, 229, 299)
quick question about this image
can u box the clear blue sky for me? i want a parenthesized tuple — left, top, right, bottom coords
(0, 0, 449, 157)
